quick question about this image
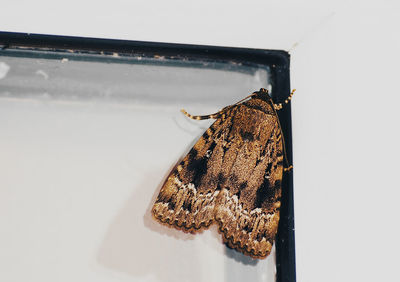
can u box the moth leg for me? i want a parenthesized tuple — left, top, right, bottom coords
(273, 89, 296, 110)
(284, 165, 293, 172)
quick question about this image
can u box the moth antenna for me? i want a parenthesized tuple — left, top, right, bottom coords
(274, 89, 296, 111)
(231, 91, 259, 106)
(181, 109, 223, 120)
(181, 91, 259, 120)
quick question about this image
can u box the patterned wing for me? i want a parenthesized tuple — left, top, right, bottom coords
(213, 101, 283, 258)
(152, 112, 236, 232)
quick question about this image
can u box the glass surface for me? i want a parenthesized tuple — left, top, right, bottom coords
(0, 50, 276, 282)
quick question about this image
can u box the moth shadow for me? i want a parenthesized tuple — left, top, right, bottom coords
(97, 170, 204, 282)
(224, 246, 259, 266)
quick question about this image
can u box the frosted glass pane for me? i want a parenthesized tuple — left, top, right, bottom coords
(0, 51, 276, 282)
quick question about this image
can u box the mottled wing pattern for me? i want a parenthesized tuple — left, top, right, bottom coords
(152, 115, 234, 232)
(152, 96, 283, 258)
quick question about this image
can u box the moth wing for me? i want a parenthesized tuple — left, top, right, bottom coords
(212, 101, 284, 258)
(152, 116, 233, 232)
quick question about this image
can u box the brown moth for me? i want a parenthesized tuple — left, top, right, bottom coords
(152, 88, 294, 259)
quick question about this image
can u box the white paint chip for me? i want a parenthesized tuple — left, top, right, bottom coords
(0, 62, 10, 79)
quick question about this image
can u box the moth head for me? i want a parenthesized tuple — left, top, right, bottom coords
(255, 88, 273, 103)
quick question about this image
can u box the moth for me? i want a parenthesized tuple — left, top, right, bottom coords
(152, 88, 294, 259)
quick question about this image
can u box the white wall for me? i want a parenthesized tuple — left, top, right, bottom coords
(2, 1, 400, 281)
